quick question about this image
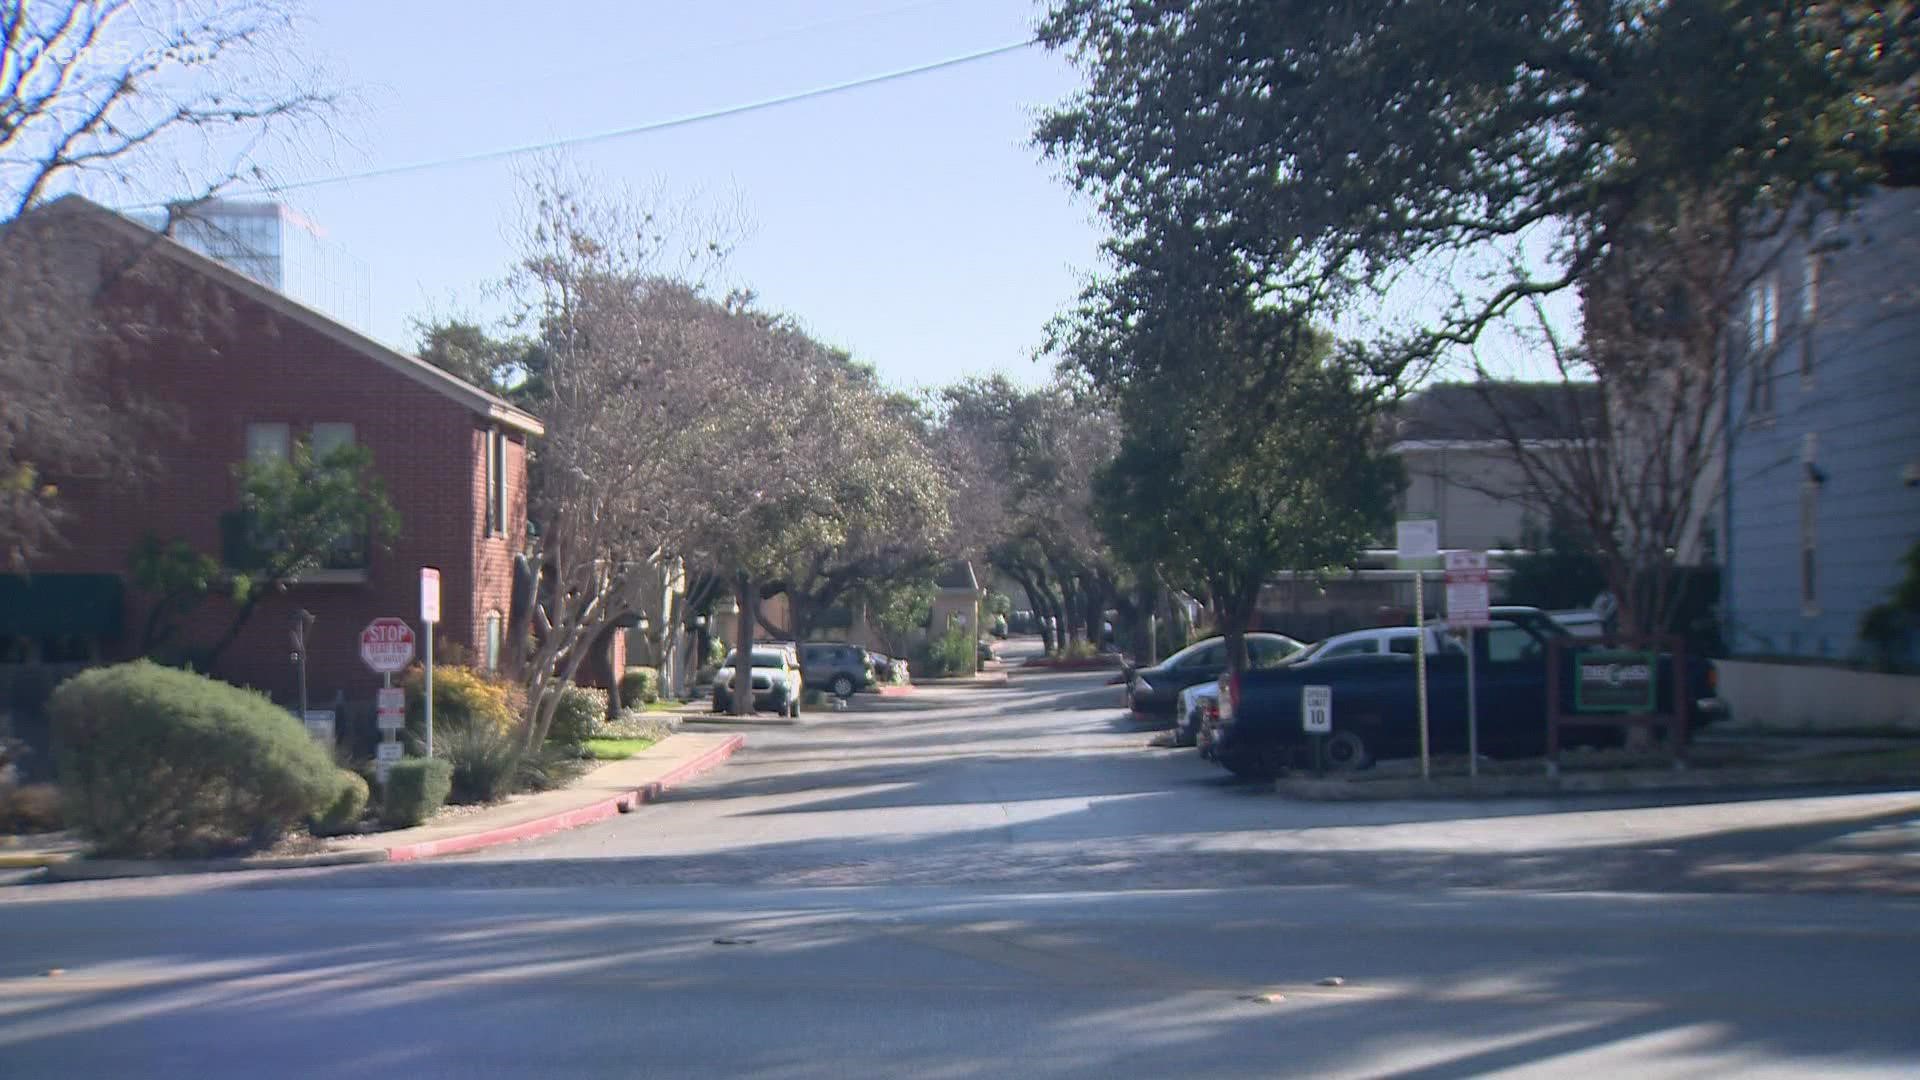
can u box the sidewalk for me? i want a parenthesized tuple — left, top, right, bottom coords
(34, 731, 743, 881)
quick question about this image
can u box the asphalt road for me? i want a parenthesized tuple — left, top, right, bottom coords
(4, 638, 1918, 1077)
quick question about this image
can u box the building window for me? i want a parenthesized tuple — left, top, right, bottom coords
(246, 422, 290, 463)
(1744, 275, 1778, 420)
(1799, 252, 1819, 382)
(484, 611, 503, 672)
(485, 429, 507, 536)
(311, 422, 354, 462)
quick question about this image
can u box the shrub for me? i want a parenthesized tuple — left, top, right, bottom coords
(619, 666, 662, 705)
(917, 625, 976, 678)
(311, 770, 369, 836)
(546, 684, 606, 748)
(49, 661, 339, 857)
(402, 665, 519, 739)
(516, 743, 590, 792)
(437, 725, 524, 804)
(0, 782, 64, 833)
(380, 758, 453, 828)
(1061, 640, 1100, 662)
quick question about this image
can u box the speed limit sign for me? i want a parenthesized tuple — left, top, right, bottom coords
(1302, 685, 1332, 734)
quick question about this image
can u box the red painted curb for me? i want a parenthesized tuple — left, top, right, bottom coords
(381, 734, 745, 862)
(876, 685, 916, 697)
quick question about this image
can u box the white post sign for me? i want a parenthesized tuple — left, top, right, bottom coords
(1302, 685, 1332, 734)
(376, 687, 405, 733)
(420, 567, 440, 757)
(1396, 519, 1439, 562)
(1444, 550, 1492, 629)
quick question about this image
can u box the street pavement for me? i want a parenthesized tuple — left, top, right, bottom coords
(3, 637, 1918, 1077)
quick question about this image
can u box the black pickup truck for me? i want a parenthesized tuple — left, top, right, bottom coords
(1204, 607, 1722, 778)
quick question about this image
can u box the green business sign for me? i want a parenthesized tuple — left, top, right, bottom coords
(1574, 649, 1657, 713)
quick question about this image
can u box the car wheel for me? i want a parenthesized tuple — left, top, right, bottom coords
(1174, 713, 1197, 747)
(831, 675, 855, 698)
(1324, 729, 1371, 772)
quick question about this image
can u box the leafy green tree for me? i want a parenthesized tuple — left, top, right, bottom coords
(128, 442, 399, 671)
(862, 577, 936, 658)
(413, 318, 548, 406)
(1037, 1, 1917, 367)
(1038, 2, 1915, 640)
(1093, 306, 1401, 680)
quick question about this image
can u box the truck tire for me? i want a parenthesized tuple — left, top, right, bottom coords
(1324, 729, 1371, 771)
(831, 675, 855, 698)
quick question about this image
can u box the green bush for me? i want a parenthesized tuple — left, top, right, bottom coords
(437, 725, 524, 804)
(619, 666, 662, 705)
(1061, 640, 1100, 662)
(311, 770, 369, 836)
(0, 782, 64, 833)
(546, 684, 607, 748)
(49, 661, 339, 857)
(403, 664, 521, 738)
(380, 757, 452, 828)
(516, 743, 590, 792)
(916, 625, 976, 678)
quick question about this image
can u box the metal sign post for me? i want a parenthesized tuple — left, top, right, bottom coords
(1414, 576, 1429, 780)
(420, 568, 441, 758)
(1445, 551, 1492, 778)
(1397, 520, 1439, 782)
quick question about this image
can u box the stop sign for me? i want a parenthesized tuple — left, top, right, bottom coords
(360, 617, 417, 673)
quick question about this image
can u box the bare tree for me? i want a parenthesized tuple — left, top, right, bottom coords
(505, 170, 747, 743)
(1, 0, 334, 566)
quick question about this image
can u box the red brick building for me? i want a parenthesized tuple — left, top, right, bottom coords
(2, 197, 545, 712)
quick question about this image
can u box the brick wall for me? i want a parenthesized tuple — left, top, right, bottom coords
(26, 230, 528, 709)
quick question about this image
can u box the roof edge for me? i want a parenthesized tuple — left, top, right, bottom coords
(40, 196, 545, 437)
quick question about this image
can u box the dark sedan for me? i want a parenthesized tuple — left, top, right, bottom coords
(1125, 632, 1305, 723)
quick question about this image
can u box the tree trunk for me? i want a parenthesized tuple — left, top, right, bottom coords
(504, 552, 537, 679)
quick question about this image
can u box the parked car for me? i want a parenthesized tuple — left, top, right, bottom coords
(1286, 624, 1464, 665)
(1205, 608, 1723, 779)
(1174, 627, 1456, 746)
(1125, 632, 1306, 723)
(712, 646, 806, 717)
(800, 641, 873, 698)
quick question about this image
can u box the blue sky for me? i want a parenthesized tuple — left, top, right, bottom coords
(249, 0, 1101, 392)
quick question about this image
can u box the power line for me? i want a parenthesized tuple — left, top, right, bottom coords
(234, 38, 1038, 199)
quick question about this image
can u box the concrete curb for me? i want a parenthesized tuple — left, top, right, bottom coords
(682, 714, 800, 727)
(0, 851, 76, 870)
(913, 672, 1011, 688)
(1275, 762, 1920, 801)
(380, 733, 744, 861)
(42, 848, 389, 881)
(36, 733, 746, 881)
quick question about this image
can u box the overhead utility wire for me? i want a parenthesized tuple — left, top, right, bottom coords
(229, 38, 1038, 199)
